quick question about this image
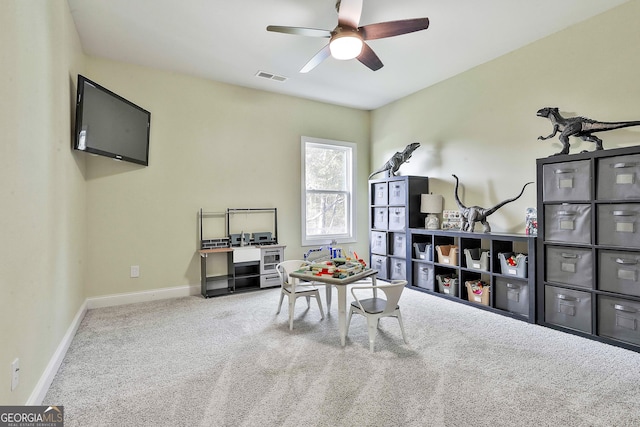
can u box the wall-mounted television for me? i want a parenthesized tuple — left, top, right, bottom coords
(74, 75, 151, 166)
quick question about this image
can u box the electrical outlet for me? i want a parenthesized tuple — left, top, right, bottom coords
(11, 358, 19, 391)
(130, 265, 140, 278)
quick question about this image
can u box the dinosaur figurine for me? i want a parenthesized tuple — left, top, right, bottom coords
(537, 107, 640, 156)
(368, 142, 420, 179)
(452, 174, 533, 233)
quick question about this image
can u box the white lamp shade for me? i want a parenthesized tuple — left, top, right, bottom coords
(420, 194, 443, 214)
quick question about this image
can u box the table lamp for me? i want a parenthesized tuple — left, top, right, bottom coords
(421, 194, 443, 230)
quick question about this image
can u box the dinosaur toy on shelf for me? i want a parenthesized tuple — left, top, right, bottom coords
(537, 107, 640, 156)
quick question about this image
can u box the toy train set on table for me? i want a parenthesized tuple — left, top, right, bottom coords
(297, 258, 368, 279)
(300, 244, 368, 279)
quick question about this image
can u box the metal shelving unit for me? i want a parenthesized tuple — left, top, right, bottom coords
(198, 208, 283, 298)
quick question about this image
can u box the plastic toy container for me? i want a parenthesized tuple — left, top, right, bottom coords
(465, 280, 490, 306)
(436, 245, 459, 266)
(413, 242, 433, 261)
(498, 252, 528, 278)
(436, 274, 459, 296)
(464, 248, 490, 271)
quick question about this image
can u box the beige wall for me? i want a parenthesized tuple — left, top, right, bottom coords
(371, 0, 640, 233)
(81, 58, 371, 297)
(2, 0, 639, 405)
(0, 0, 86, 404)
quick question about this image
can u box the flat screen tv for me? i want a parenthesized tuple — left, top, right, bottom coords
(74, 75, 151, 166)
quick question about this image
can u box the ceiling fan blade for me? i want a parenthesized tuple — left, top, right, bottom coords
(300, 44, 331, 73)
(337, 0, 363, 28)
(360, 17, 430, 40)
(266, 26, 331, 38)
(357, 43, 383, 71)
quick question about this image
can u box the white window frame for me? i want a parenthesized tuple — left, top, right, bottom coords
(301, 136, 357, 246)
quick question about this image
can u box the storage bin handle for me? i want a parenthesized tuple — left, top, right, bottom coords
(613, 211, 636, 217)
(554, 169, 576, 174)
(557, 294, 577, 301)
(614, 304, 638, 313)
(615, 258, 638, 265)
(506, 283, 520, 289)
(561, 253, 579, 259)
(556, 211, 576, 216)
(613, 162, 637, 169)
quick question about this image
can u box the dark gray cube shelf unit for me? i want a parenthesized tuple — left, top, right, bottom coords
(369, 176, 429, 283)
(409, 229, 536, 322)
(537, 145, 640, 352)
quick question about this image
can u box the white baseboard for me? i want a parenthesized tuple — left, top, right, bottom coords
(86, 284, 200, 309)
(28, 284, 200, 404)
(27, 299, 88, 405)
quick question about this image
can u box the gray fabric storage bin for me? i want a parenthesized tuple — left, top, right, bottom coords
(598, 250, 640, 297)
(413, 242, 433, 261)
(598, 295, 640, 346)
(388, 207, 406, 231)
(373, 207, 388, 230)
(545, 246, 593, 288)
(543, 160, 592, 202)
(597, 204, 640, 249)
(392, 233, 406, 257)
(390, 258, 406, 280)
(545, 286, 592, 334)
(370, 231, 387, 255)
(544, 204, 591, 244)
(373, 182, 388, 205)
(371, 255, 388, 280)
(597, 154, 640, 200)
(388, 180, 406, 205)
(413, 263, 434, 290)
(495, 277, 529, 317)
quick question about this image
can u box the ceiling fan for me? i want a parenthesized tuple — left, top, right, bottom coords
(267, 0, 429, 73)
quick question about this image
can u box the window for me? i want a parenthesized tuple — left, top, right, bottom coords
(301, 136, 356, 246)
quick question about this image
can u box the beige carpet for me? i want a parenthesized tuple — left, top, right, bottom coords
(44, 287, 640, 426)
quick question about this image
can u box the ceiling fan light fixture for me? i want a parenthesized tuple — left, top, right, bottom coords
(329, 32, 363, 60)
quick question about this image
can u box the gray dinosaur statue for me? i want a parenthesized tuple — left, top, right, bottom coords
(368, 142, 420, 179)
(452, 174, 533, 233)
(537, 107, 640, 156)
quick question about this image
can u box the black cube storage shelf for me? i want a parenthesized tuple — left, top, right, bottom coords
(408, 228, 536, 323)
(369, 176, 430, 284)
(537, 145, 640, 353)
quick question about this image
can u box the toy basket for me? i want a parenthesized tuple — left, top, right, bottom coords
(436, 274, 459, 296)
(498, 252, 528, 278)
(464, 248, 490, 271)
(436, 245, 459, 266)
(465, 280, 490, 306)
(413, 242, 433, 261)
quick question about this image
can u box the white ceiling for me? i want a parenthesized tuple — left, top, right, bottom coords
(67, 0, 629, 110)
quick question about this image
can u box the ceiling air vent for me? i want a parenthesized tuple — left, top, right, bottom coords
(255, 71, 288, 83)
